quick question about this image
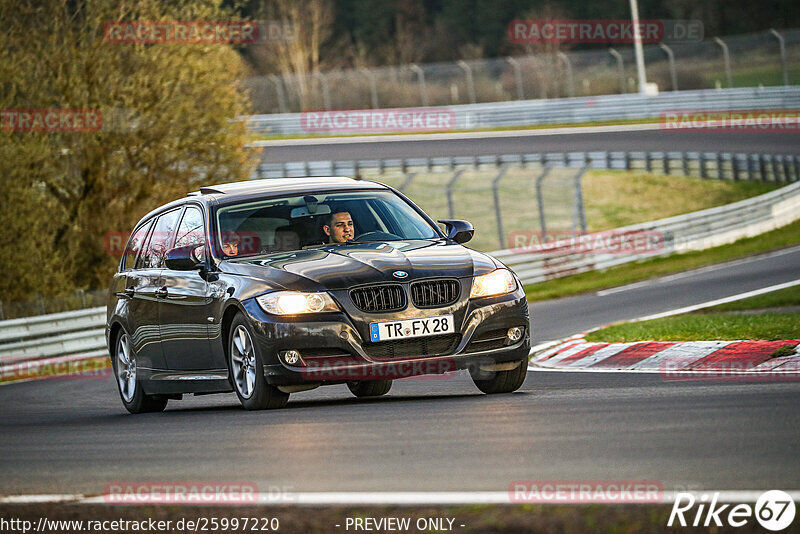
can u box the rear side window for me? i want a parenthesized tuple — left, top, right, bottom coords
(175, 206, 205, 249)
(139, 208, 182, 269)
(122, 219, 153, 271)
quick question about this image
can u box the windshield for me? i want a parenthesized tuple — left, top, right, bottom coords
(214, 189, 441, 258)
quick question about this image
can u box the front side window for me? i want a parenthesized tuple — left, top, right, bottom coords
(215, 190, 440, 258)
(122, 219, 154, 271)
(139, 208, 182, 269)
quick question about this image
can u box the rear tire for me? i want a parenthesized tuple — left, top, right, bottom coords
(470, 358, 528, 394)
(347, 380, 392, 398)
(228, 314, 289, 410)
(113, 331, 168, 414)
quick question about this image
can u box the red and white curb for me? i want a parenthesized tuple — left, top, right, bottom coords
(531, 337, 800, 377)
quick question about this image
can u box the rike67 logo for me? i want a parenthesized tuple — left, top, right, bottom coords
(668, 490, 796, 531)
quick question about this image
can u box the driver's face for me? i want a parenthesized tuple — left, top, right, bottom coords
(325, 212, 354, 243)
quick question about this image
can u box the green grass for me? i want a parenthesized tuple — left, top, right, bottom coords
(584, 314, 800, 342)
(581, 172, 777, 231)
(375, 169, 777, 253)
(703, 63, 800, 89)
(524, 219, 800, 302)
(702, 284, 800, 312)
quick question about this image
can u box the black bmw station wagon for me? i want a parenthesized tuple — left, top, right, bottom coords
(107, 177, 531, 413)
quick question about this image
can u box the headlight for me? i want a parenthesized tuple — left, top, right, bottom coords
(470, 269, 516, 299)
(256, 291, 340, 315)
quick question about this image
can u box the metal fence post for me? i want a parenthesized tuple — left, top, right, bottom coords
(769, 29, 790, 86)
(658, 43, 678, 91)
(506, 57, 524, 100)
(315, 72, 331, 110)
(645, 151, 652, 172)
(535, 167, 552, 238)
(716, 152, 724, 179)
(557, 52, 575, 97)
(268, 75, 288, 113)
(663, 153, 670, 175)
(771, 154, 781, 182)
(491, 166, 510, 249)
(446, 169, 464, 218)
(682, 152, 689, 176)
(573, 167, 588, 233)
(699, 153, 707, 178)
(360, 68, 379, 109)
(760, 154, 768, 182)
(457, 60, 477, 104)
(608, 48, 626, 94)
(410, 64, 429, 106)
(714, 38, 733, 88)
(399, 172, 417, 193)
(0, 299, 4, 320)
(795, 155, 800, 182)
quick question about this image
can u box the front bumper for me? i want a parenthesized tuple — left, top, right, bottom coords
(241, 286, 531, 385)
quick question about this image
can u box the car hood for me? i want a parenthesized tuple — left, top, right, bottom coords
(221, 240, 500, 291)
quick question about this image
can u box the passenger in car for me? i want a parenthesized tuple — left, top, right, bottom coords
(221, 232, 241, 256)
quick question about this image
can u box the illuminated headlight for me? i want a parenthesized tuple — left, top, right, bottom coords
(256, 291, 340, 315)
(470, 269, 516, 299)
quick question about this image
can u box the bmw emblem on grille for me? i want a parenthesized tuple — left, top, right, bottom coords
(393, 271, 408, 279)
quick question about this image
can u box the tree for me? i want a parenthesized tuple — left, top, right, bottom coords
(0, 0, 255, 303)
(252, 0, 334, 107)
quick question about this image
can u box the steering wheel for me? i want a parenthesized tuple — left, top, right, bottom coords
(351, 231, 403, 242)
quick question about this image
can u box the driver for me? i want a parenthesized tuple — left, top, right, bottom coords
(323, 210, 354, 244)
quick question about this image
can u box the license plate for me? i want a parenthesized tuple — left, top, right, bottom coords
(369, 315, 454, 342)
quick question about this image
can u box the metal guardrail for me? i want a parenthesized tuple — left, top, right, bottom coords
(2, 150, 799, 376)
(494, 180, 800, 284)
(246, 86, 800, 135)
(252, 149, 800, 181)
(0, 307, 106, 365)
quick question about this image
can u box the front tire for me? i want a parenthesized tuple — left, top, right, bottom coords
(470, 358, 528, 394)
(228, 314, 289, 410)
(113, 331, 168, 414)
(347, 380, 392, 398)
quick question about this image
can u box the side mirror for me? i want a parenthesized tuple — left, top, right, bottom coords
(165, 245, 203, 271)
(438, 219, 474, 244)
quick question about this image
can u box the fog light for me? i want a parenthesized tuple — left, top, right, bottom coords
(282, 350, 301, 365)
(507, 327, 524, 343)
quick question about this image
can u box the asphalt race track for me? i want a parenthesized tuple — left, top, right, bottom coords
(257, 127, 800, 163)
(1, 247, 799, 497)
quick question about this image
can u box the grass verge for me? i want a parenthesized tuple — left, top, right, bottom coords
(702, 284, 800, 312)
(585, 284, 800, 343)
(524, 219, 800, 302)
(584, 314, 800, 343)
